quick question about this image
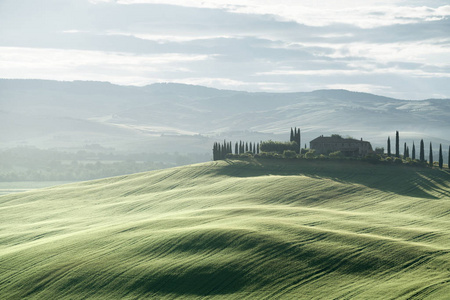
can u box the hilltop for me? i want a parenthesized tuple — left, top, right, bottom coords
(1, 79, 449, 153)
(1, 159, 449, 299)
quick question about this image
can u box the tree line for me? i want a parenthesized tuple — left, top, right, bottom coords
(213, 128, 449, 170)
(212, 140, 261, 161)
(387, 131, 448, 169)
(213, 127, 302, 161)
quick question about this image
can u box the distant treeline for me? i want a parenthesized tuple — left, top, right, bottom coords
(0, 147, 210, 181)
(213, 127, 303, 161)
(212, 128, 449, 170)
(213, 141, 260, 161)
(387, 131, 449, 169)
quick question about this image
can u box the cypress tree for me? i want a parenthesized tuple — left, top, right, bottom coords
(216, 142, 220, 161)
(245, 142, 248, 152)
(235, 142, 238, 155)
(448, 146, 450, 169)
(412, 142, 416, 160)
(438, 144, 443, 169)
(406, 146, 409, 158)
(213, 142, 217, 161)
(250, 142, 253, 153)
(257, 143, 260, 154)
(395, 131, 400, 157)
(403, 142, 407, 158)
(297, 128, 301, 154)
(420, 139, 425, 162)
(429, 142, 433, 167)
(290, 128, 294, 142)
(387, 137, 391, 156)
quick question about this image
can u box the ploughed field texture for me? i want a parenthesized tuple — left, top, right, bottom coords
(1, 159, 450, 299)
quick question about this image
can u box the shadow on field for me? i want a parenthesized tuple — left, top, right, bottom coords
(215, 159, 450, 199)
(129, 266, 248, 296)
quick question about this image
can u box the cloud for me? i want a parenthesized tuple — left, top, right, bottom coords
(114, 0, 450, 28)
(0, 0, 449, 99)
(0, 47, 212, 84)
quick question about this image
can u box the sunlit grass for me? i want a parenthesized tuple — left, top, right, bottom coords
(1, 159, 449, 299)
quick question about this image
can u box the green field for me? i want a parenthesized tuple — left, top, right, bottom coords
(1, 159, 449, 299)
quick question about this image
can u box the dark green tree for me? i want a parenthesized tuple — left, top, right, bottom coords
(412, 142, 416, 160)
(257, 143, 260, 154)
(235, 142, 238, 155)
(212, 142, 217, 161)
(404, 142, 407, 158)
(249, 142, 253, 153)
(420, 139, 425, 162)
(395, 131, 400, 157)
(290, 128, 294, 142)
(438, 144, 443, 169)
(429, 142, 433, 167)
(245, 142, 249, 152)
(387, 137, 391, 156)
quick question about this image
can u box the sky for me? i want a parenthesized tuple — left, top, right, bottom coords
(0, 0, 449, 99)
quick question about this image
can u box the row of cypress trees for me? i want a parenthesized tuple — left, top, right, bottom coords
(387, 131, 449, 169)
(212, 140, 260, 161)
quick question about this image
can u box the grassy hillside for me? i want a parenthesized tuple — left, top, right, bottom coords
(1, 159, 449, 299)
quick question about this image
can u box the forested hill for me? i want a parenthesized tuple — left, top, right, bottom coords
(1, 159, 449, 298)
(1, 79, 449, 154)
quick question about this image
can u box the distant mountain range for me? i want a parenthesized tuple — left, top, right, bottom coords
(1, 79, 449, 153)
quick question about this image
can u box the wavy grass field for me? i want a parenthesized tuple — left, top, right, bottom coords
(1, 159, 450, 299)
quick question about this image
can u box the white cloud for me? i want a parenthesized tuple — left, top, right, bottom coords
(115, 1, 450, 28)
(106, 31, 236, 42)
(256, 67, 450, 78)
(0, 47, 212, 85)
(1, 0, 449, 99)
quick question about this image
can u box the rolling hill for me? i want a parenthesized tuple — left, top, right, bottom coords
(1, 159, 449, 299)
(1, 79, 449, 153)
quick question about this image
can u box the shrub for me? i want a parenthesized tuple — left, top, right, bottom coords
(301, 148, 310, 154)
(393, 157, 403, 164)
(225, 153, 239, 159)
(258, 152, 281, 159)
(329, 151, 344, 159)
(283, 150, 297, 158)
(304, 150, 316, 159)
(260, 140, 298, 154)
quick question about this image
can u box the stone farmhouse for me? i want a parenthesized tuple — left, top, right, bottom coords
(310, 135, 373, 157)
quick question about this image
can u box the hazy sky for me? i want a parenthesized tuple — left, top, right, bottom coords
(1, 0, 449, 99)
